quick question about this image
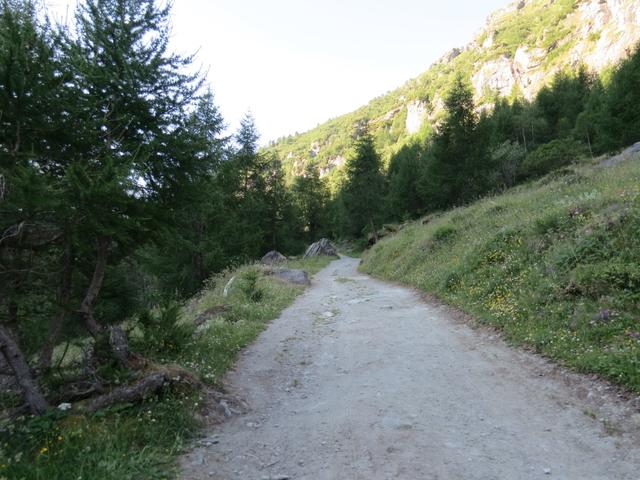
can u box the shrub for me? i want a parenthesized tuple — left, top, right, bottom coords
(520, 138, 586, 178)
(574, 263, 640, 299)
(135, 302, 195, 357)
(432, 225, 457, 243)
(490, 140, 526, 189)
(239, 269, 264, 303)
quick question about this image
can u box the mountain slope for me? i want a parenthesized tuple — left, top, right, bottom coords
(360, 150, 640, 392)
(269, 0, 640, 180)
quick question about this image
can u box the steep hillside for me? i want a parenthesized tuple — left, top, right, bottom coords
(361, 151, 640, 391)
(269, 0, 640, 180)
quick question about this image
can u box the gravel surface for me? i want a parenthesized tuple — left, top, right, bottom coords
(180, 256, 640, 480)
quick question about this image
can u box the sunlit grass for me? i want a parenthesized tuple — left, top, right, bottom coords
(361, 156, 640, 391)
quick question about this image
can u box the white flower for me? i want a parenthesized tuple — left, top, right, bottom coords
(57, 402, 72, 411)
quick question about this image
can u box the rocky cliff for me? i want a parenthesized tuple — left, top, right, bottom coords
(270, 0, 640, 180)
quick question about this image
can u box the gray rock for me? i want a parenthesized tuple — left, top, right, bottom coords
(304, 238, 338, 258)
(261, 250, 287, 264)
(222, 276, 235, 298)
(599, 142, 640, 168)
(271, 268, 310, 286)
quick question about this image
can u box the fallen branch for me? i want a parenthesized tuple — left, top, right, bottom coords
(73, 361, 202, 414)
(77, 372, 167, 413)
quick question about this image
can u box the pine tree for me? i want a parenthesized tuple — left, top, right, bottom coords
(604, 47, 640, 148)
(292, 164, 329, 243)
(342, 126, 386, 237)
(386, 142, 425, 220)
(143, 92, 228, 296)
(419, 77, 487, 209)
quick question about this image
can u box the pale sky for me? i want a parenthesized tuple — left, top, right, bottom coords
(45, 0, 509, 144)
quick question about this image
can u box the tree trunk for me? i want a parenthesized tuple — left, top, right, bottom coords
(108, 325, 130, 367)
(0, 323, 49, 415)
(39, 238, 73, 373)
(78, 236, 131, 368)
(80, 235, 110, 337)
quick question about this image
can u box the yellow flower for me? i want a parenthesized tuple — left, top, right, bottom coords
(39, 447, 48, 454)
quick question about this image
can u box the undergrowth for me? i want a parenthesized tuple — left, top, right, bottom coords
(361, 157, 640, 391)
(0, 257, 333, 479)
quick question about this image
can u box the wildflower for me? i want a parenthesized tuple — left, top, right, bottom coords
(39, 447, 48, 454)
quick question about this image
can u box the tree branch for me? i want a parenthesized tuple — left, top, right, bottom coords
(80, 235, 110, 337)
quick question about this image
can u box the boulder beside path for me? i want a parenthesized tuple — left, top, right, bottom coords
(304, 238, 338, 258)
(261, 250, 287, 265)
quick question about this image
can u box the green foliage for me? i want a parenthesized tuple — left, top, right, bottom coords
(340, 127, 387, 237)
(134, 303, 195, 357)
(386, 142, 426, 219)
(1, 393, 199, 479)
(489, 140, 526, 189)
(239, 269, 264, 303)
(603, 45, 640, 148)
(1, 257, 333, 478)
(418, 77, 489, 209)
(291, 165, 330, 243)
(362, 158, 640, 391)
(432, 225, 457, 243)
(491, 0, 577, 57)
(521, 138, 586, 177)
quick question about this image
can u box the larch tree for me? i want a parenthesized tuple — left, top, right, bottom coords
(342, 126, 386, 238)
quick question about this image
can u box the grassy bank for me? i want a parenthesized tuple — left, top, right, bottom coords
(361, 156, 640, 391)
(0, 257, 333, 480)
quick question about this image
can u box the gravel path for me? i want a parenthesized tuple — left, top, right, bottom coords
(180, 256, 640, 480)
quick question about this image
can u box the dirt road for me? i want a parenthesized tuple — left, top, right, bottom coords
(181, 256, 640, 479)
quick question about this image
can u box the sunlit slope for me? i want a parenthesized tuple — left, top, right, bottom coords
(361, 155, 640, 391)
(269, 0, 640, 180)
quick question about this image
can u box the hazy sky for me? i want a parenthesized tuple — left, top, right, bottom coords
(46, 0, 509, 144)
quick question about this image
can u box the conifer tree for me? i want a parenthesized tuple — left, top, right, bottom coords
(386, 142, 425, 220)
(342, 126, 386, 237)
(64, 0, 202, 337)
(292, 164, 329, 243)
(419, 77, 487, 209)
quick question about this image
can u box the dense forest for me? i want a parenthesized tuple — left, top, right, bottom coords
(0, 0, 335, 416)
(1, 0, 640, 421)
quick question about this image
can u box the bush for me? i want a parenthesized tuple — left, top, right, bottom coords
(520, 138, 586, 178)
(574, 263, 640, 299)
(490, 140, 526, 189)
(432, 225, 457, 243)
(135, 302, 195, 357)
(239, 269, 264, 303)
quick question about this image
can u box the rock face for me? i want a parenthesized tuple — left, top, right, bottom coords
(304, 238, 338, 258)
(319, 155, 346, 178)
(405, 100, 428, 134)
(598, 142, 640, 168)
(472, 0, 640, 104)
(261, 250, 287, 265)
(270, 268, 310, 286)
(472, 56, 517, 99)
